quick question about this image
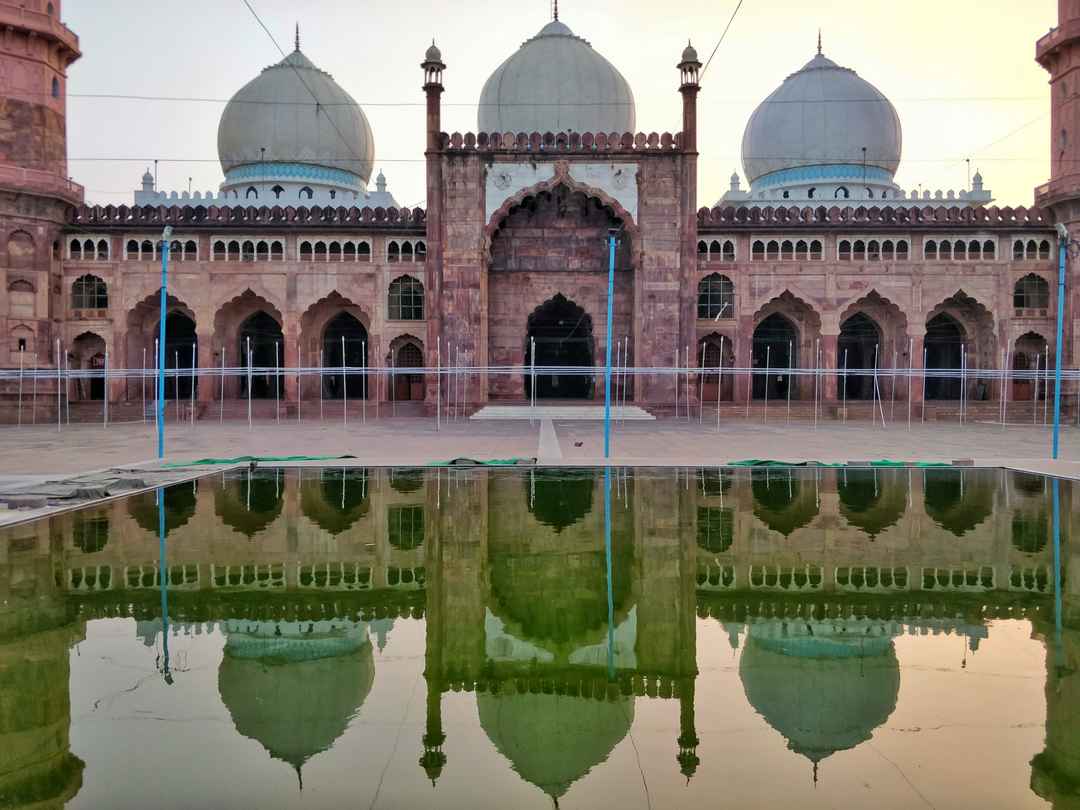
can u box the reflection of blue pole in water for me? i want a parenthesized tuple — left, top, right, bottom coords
(157, 486, 172, 685)
(1053, 478, 1063, 641)
(604, 465, 614, 681)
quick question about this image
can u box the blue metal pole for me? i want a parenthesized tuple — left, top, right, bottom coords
(157, 230, 171, 459)
(1053, 239, 1067, 459)
(603, 233, 616, 458)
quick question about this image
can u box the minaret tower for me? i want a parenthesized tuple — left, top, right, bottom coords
(0, 0, 82, 368)
(1036, 1, 1080, 406)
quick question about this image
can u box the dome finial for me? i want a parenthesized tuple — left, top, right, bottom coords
(295, 22, 300, 51)
(817, 29, 822, 56)
(552, 0, 558, 20)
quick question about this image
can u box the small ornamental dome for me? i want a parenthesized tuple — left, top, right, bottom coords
(217, 46, 374, 184)
(141, 168, 154, 184)
(681, 41, 699, 63)
(741, 48, 901, 185)
(425, 40, 442, 62)
(478, 18, 635, 135)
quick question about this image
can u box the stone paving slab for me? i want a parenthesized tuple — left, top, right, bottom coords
(471, 405, 655, 420)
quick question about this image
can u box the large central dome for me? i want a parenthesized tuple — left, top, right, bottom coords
(218, 47, 374, 185)
(478, 19, 635, 135)
(741, 49, 901, 186)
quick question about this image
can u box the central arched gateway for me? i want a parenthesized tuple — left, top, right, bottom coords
(524, 294, 594, 399)
(925, 313, 965, 400)
(752, 314, 796, 400)
(838, 313, 881, 400)
(322, 312, 368, 400)
(238, 312, 283, 399)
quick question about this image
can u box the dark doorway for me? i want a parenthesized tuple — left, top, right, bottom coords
(838, 313, 880, 400)
(752, 314, 796, 399)
(87, 353, 106, 400)
(238, 312, 283, 399)
(164, 312, 197, 399)
(925, 313, 965, 400)
(323, 313, 368, 399)
(394, 342, 424, 401)
(525, 295, 594, 399)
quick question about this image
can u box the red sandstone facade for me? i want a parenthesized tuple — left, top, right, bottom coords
(0, 6, 1074, 419)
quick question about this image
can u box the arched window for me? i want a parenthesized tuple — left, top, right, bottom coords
(1014, 240, 1025, 260)
(51, 77, 59, 98)
(1026, 240, 1038, 260)
(722, 240, 736, 262)
(343, 242, 356, 261)
(83, 239, 95, 259)
(271, 185, 284, 199)
(245, 187, 258, 200)
(896, 240, 909, 261)
(751, 240, 765, 261)
(300, 241, 313, 261)
(71, 275, 107, 309)
(940, 241, 952, 260)
(170, 240, 182, 261)
(387, 241, 400, 262)
(698, 240, 708, 256)
(697, 274, 735, 320)
(126, 239, 139, 259)
(242, 240, 255, 261)
(357, 242, 371, 262)
(881, 240, 894, 261)
(313, 241, 327, 262)
(794, 240, 808, 260)
(299, 187, 314, 201)
(401, 241, 414, 262)
(227, 240, 240, 261)
(954, 240, 966, 260)
(852, 240, 866, 261)
(983, 240, 996, 259)
(1014, 274, 1050, 309)
(415, 241, 427, 261)
(213, 240, 226, 261)
(766, 240, 780, 260)
(256, 241, 269, 261)
(809, 239, 822, 260)
(835, 186, 850, 199)
(867, 240, 880, 261)
(780, 240, 794, 260)
(69, 239, 82, 260)
(184, 240, 197, 260)
(838, 240, 852, 261)
(968, 240, 981, 260)
(782, 190, 790, 199)
(96, 239, 109, 260)
(925, 240, 938, 260)
(270, 241, 284, 260)
(140, 240, 154, 260)
(388, 275, 425, 320)
(1038, 239, 1051, 260)
(808, 187, 816, 199)
(328, 241, 342, 261)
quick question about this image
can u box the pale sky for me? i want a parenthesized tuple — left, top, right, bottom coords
(64, 0, 1055, 209)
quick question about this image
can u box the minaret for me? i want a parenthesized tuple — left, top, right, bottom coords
(422, 42, 446, 413)
(0, 0, 82, 369)
(676, 677, 700, 781)
(678, 42, 703, 407)
(1035, 0, 1079, 415)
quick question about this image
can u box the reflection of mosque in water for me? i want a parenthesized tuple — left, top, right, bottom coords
(1, 466, 1077, 805)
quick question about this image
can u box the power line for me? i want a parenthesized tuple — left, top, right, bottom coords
(701, 0, 746, 78)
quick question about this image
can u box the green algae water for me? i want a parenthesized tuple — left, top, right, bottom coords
(0, 466, 1075, 809)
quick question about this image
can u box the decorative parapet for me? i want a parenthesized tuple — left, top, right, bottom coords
(696, 203, 1051, 230)
(69, 203, 426, 229)
(0, 165, 84, 205)
(438, 130, 684, 153)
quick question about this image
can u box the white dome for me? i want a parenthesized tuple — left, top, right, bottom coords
(741, 51, 901, 185)
(478, 20, 635, 135)
(218, 48, 374, 184)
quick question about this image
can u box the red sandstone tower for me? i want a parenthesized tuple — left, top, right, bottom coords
(1036, 0, 1080, 369)
(0, 0, 81, 374)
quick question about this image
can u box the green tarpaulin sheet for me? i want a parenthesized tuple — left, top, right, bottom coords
(163, 454, 356, 468)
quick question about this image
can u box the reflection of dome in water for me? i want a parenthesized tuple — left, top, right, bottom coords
(218, 621, 374, 781)
(837, 469, 907, 539)
(214, 473, 284, 537)
(477, 692, 633, 800)
(526, 469, 595, 532)
(739, 625, 899, 768)
(128, 482, 198, 537)
(751, 470, 819, 536)
(299, 469, 369, 535)
(923, 469, 993, 537)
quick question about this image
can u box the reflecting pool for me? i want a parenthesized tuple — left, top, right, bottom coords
(0, 466, 1076, 809)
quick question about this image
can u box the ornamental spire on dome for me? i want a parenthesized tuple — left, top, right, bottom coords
(552, 0, 558, 21)
(817, 29, 822, 56)
(295, 22, 300, 51)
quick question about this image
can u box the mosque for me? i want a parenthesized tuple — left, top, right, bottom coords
(0, 0, 1073, 417)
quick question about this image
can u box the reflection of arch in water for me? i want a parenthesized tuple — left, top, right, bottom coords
(477, 690, 634, 803)
(298, 469, 370, 535)
(922, 469, 994, 537)
(836, 468, 908, 539)
(525, 469, 596, 533)
(740, 622, 899, 776)
(751, 469, 819, 536)
(128, 480, 199, 537)
(214, 471, 285, 537)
